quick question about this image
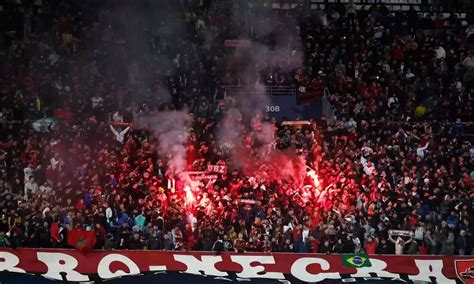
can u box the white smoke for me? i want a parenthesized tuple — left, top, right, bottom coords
(254, 121, 276, 159)
(134, 111, 191, 174)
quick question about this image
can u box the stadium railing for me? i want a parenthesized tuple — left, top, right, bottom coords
(222, 85, 297, 97)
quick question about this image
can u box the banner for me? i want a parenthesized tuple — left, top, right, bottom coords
(237, 199, 262, 205)
(281, 120, 311, 126)
(389, 230, 414, 237)
(0, 249, 472, 283)
(207, 165, 227, 174)
(224, 39, 251, 48)
(265, 95, 322, 120)
(30, 117, 58, 132)
(190, 175, 218, 181)
(183, 171, 205, 175)
(108, 121, 131, 126)
(67, 228, 96, 252)
(52, 108, 73, 121)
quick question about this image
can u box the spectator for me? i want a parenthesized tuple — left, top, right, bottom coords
(23, 176, 38, 200)
(148, 232, 164, 250)
(375, 238, 390, 254)
(212, 235, 224, 254)
(390, 236, 411, 255)
(365, 236, 378, 254)
(456, 230, 467, 255)
(438, 232, 455, 256)
(424, 229, 438, 255)
(163, 233, 173, 251)
(0, 231, 11, 248)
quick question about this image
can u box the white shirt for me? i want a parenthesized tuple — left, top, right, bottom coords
(405, 72, 415, 79)
(466, 26, 474, 38)
(24, 181, 38, 200)
(346, 4, 356, 15)
(302, 228, 310, 241)
(91, 96, 103, 108)
(365, 164, 376, 176)
(110, 125, 130, 143)
(195, 18, 205, 30)
(463, 56, 474, 69)
(435, 46, 446, 59)
(39, 185, 52, 193)
(360, 156, 376, 176)
(48, 53, 59, 66)
(191, 215, 197, 232)
(23, 167, 35, 182)
(106, 207, 113, 223)
(112, 112, 124, 122)
(50, 157, 62, 170)
(388, 96, 398, 108)
(414, 226, 425, 240)
(353, 237, 361, 253)
(416, 142, 429, 158)
(361, 146, 374, 157)
(347, 120, 357, 129)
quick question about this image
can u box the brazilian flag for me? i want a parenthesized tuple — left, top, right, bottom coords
(342, 253, 372, 268)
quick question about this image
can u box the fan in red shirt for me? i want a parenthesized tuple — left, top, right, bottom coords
(75, 199, 86, 211)
(50, 221, 61, 248)
(309, 236, 320, 253)
(365, 236, 378, 255)
(234, 233, 246, 253)
(392, 45, 405, 62)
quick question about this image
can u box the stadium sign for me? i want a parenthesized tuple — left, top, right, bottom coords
(266, 95, 322, 120)
(0, 249, 471, 283)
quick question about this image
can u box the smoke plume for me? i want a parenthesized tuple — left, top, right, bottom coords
(134, 111, 191, 174)
(216, 6, 305, 179)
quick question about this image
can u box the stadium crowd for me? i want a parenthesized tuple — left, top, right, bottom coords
(0, 0, 473, 256)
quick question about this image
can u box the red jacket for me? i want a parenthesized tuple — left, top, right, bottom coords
(365, 239, 378, 255)
(310, 239, 320, 253)
(392, 47, 405, 61)
(418, 244, 428, 255)
(50, 223, 60, 242)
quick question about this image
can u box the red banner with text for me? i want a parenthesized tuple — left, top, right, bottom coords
(0, 249, 472, 283)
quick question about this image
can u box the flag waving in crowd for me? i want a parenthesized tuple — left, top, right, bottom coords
(67, 228, 96, 252)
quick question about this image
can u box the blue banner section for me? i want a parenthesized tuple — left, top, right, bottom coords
(265, 96, 322, 121)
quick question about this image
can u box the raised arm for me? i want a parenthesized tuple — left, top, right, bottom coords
(109, 124, 119, 136)
(119, 125, 131, 136)
(388, 233, 396, 244)
(419, 142, 429, 151)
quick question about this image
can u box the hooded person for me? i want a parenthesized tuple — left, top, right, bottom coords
(212, 234, 225, 254)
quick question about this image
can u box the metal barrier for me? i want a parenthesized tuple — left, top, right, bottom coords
(247, 0, 473, 12)
(307, 0, 472, 12)
(222, 85, 296, 97)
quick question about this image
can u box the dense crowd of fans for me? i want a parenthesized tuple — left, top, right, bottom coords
(0, 0, 473, 256)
